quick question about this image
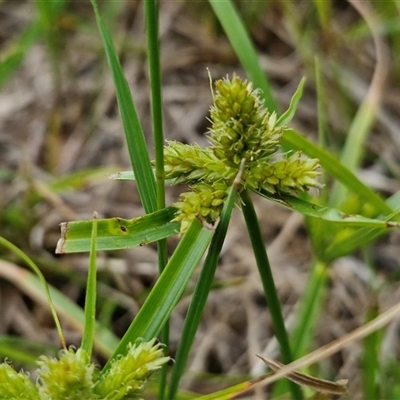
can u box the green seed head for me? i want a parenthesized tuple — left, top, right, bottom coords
(159, 75, 321, 234)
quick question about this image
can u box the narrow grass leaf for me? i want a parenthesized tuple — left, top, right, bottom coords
(258, 191, 399, 229)
(281, 128, 393, 215)
(144, 2, 170, 396)
(81, 212, 98, 358)
(209, 0, 278, 113)
(56, 206, 179, 254)
(90, 0, 157, 213)
(0, 237, 66, 350)
(0, 259, 119, 357)
(101, 217, 215, 376)
(145, 0, 165, 212)
(277, 77, 306, 126)
(168, 165, 242, 400)
(324, 207, 400, 262)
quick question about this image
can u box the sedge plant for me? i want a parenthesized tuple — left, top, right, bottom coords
(3, 1, 400, 399)
(55, 1, 400, 399)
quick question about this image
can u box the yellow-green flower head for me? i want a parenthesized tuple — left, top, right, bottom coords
(94, 339, 169, 400)
(209, 74, 282, 166)
(38, 347, 95, 399)
(160, 74, 321, 234)
(0, 363, 39, 399)
(249, 151, 322, 194)
(163, 141, 235, 184)
(173, 181, 230, 234)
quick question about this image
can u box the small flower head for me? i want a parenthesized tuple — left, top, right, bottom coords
(172, 181, 230, 234)
(209, 74, 282, 166)
(0, 363, 39, 399)
(38, 347, 95, 399)
(94, 338, 169, 400)
(163, 141, 235, 184)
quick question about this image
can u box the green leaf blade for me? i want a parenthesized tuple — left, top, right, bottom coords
(281, 129, 393, 215)
(258, 191, 399, 229)
(101, 217, 215, 375)
(56, 207, 180, 254)
(90, 0, 157, 214)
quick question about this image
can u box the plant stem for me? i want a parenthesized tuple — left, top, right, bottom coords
(167, 164, 242, 400)
(145, 0, 169, 398)
(240, 189, 303, 400)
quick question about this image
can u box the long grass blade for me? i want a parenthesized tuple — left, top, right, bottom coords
(0, 258, 119, 357)
(144, 1, 169, 397)
(257, 191, 398, 229)
(277, 77, 306, 126)
(90, 0, 157, 213)
(100, 217, 215, 376)
(0, 237, 66, 350)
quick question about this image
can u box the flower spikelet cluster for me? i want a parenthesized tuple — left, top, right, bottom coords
(248, 152, 321, 194)
(163, 141, 235, 184)
(0, 363, 39, 399)
(209, 74, 281, 166)
(38, 347, 96, 399)
(0, 339, 168, 400)
(172, 181, 230, 234)
(163, 74, 321, 233)
(94, 338, 169, 400)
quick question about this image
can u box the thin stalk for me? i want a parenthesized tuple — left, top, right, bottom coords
(240, 189, 303, 400)
(81, 212, 98, 358)
(145, 1, 168, 398)
(167, 162, 243, 400)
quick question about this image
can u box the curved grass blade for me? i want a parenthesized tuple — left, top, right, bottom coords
(208, 0, 278, 113)
(257, 191, 399, 229)
(324, 206, 400, 262)
(101, 217, 215, 376)
(167, 162, 243, 400)
(0, 237, 66, 350)
(277, 77, 306, 126)
(90, 0, 157, 214)
(56, 207, 179, 254)
(281, 129, 393, 215)
(0, 259, 119, 357)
